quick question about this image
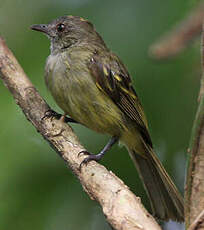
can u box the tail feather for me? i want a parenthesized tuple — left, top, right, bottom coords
(129, 148, 184, 222)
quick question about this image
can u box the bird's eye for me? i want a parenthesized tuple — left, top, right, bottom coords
(57, 23, 65, 32)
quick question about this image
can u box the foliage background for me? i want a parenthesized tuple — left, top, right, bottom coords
(0, 0, 200, 229)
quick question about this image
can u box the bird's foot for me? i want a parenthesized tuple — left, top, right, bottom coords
(42, 109, 78, 123)
(42, 109, 61, 121)
(79, 151, 105, 171)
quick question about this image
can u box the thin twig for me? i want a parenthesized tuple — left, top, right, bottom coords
(149, 2, 204, 59)
(0, 38, 161, 230)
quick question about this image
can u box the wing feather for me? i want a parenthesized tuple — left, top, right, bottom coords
(88, 54, 153, 147)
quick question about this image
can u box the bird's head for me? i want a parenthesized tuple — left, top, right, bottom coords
(31, 15, 106, 53)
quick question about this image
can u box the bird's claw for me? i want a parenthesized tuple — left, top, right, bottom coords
(79, 152, 104, 171)
(78, 150, 90, 157)
(42, 109, 61, 121)
(78, 150, 92, 171)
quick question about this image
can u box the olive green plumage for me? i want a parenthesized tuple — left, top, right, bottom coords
(31, 16, 184, 221)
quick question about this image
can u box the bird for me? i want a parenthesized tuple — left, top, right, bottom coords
(31, 15, 184, 221)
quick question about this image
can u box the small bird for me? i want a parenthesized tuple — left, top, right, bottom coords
(31, 16, 184, 221)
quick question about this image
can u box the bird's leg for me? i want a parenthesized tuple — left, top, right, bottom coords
(79, 136, 119, 170)
(42, 109, 78, 123)
(64, 117, 78, 123)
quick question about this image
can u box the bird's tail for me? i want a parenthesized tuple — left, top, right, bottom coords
(129, 147, 184, 221)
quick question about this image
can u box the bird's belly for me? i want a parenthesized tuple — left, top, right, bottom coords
(49, 71, 124, 136)
(67, 92, 124, 135)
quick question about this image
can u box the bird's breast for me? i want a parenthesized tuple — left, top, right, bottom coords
(45, 51, 125, 136)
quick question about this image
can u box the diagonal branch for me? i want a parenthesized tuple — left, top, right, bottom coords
(0, 38, 161, 230)
(185, 25, 204, 230)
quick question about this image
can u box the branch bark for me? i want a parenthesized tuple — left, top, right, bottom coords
(185, 25, 204, 230)
(149, 2, 204, 59)
(0, 38, 162, 230)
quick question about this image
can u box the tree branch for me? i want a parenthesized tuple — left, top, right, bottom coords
(149, 2, 204, 59)
(185, 25, 204, 230)
(0, 38, 162, 230)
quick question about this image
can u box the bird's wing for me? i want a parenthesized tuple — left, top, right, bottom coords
(88, 53, 152, 147)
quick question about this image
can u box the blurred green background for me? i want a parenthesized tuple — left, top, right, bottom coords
(0, 0, 200, 229)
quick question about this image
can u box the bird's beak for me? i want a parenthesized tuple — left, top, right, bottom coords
(30, 24, 49, 34)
